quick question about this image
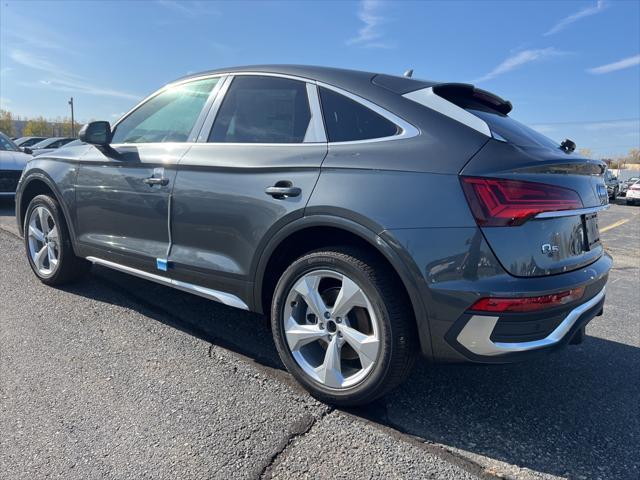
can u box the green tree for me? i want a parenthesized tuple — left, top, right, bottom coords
(0, 109, 15, 136)
(22, 117, 52, 136)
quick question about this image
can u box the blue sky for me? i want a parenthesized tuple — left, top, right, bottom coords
(1, 0, 638, 158)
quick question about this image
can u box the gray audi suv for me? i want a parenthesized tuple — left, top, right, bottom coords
(15, 65, 611, 406)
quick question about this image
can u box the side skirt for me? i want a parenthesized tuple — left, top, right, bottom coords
(86, 256, 250, 311)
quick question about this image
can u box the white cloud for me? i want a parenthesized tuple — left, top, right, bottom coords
(587, 54, 640, 74)
(474, 48, 566, 83)
(10, 50, 82, 79)
(347, 0, 392, 49)
(544, 0, 607, 36)
(11, 50, 140, 101)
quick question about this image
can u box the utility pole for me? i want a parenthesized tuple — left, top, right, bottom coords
(68, 97, 75, 137)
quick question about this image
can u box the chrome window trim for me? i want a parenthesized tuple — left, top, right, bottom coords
(317, 81, 420, 145)
(457, 287, 605, 356)
(403, 87, 491, 137)
(86, 256, 249, 310)
(534, 204, 610, 219)
(113, 70, 420, 147)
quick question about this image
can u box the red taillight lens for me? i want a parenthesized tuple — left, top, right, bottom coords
(460, 176, 583, 226)
(469, 287, 585, 313)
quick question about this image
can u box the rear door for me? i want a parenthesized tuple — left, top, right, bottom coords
(75, 77, 221, 273)
(169, 74, 327, 301)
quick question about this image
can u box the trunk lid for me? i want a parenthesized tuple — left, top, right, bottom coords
(460, 129, 607, 278)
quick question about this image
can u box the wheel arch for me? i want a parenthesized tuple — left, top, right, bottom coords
(253, 215, 433, 359)
(17, 172, 78, 250)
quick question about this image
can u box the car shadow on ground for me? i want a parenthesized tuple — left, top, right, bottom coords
(58, 265, 639, 480)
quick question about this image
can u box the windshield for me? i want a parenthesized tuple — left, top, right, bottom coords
(468, 108, 560, 150)
(0, 133, 20, 152)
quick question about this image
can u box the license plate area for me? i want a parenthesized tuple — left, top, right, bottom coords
(583, 213, 600, 250)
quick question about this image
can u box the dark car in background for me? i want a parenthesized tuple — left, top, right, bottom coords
(604, 168, 620, 200)
(30, 137, 75, 157)
(14, 136, 48, 149)
(15, 65, 611, 405)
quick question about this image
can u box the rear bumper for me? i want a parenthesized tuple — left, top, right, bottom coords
(449, 287, 605, 362)
(383, 226, 612, 363)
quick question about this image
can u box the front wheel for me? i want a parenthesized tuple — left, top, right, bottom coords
(24, 194, 90, 285)
(271, 247, 417, 406)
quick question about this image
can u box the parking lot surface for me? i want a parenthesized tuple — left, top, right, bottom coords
(1, 199, 638, 479)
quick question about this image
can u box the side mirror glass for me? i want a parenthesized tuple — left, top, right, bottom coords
(79, 121, 112, 146)
(22, 147, 33, 155)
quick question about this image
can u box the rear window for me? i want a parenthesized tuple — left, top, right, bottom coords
(469, 108, 559, 150)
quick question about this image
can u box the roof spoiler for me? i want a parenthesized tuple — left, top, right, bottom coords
(432, 83, 512, 115)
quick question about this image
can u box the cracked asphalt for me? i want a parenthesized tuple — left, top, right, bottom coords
(1, 199, 638, 479)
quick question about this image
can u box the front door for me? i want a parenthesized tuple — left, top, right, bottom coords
(74, 76, 221, 273)
(169, 75, 327, 302)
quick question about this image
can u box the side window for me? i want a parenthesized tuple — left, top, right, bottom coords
(112, 77, 219, 144)
(319, 87, 399, 142)
(209, 76, 311, 143)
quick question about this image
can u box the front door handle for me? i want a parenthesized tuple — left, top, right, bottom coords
(265, 182, 301, 199)
(143, 177, 169, 186)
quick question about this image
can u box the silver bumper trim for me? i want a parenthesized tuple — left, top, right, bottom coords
(457, 287, 605, 356)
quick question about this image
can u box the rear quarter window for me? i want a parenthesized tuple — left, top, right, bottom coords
(319, 87, 399, 142)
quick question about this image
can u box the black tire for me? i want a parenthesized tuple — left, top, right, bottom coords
(271, 247, 417, 406)
(24, 194, 91, 285)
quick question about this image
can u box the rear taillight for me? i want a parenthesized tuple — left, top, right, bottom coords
(460, 176, 583, 227)
(469, 287, 585, 313)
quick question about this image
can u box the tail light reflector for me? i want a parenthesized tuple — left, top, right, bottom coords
(460, 176, 582, 226)
(470, 287, 585, 313)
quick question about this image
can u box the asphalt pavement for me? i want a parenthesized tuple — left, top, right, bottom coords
(1, 198, 638, 479)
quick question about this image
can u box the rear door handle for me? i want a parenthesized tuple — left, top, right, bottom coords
(144, 177, 169, 186)
(265, 184, 301, 199)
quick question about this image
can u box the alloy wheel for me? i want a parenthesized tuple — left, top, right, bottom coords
(283, 269, 381, 389)
(27, 206, 60, 276)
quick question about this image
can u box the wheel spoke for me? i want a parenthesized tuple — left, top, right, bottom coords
(331, 276, 367, 319)
(28, 224, 45, 243)
(284, 316, 326, 351)
(38, 207, 50, 234)
(34, 245, 48, 269)
(47, 243, 57, 268)
(47, 225, 59, 243)
(293, 274, 329, 320)
(315, 336, 343, 388)
(339, 324, 379, 370)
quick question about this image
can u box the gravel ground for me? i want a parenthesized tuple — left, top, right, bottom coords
(1, 199, 638, 479)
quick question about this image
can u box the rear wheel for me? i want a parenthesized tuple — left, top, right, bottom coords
(24, 194, 90, 285)
(271, 247, 417, 406)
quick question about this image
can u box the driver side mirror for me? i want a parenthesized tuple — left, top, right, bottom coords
(79, 121, 112, 146)
(22, 147, 33, 155)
